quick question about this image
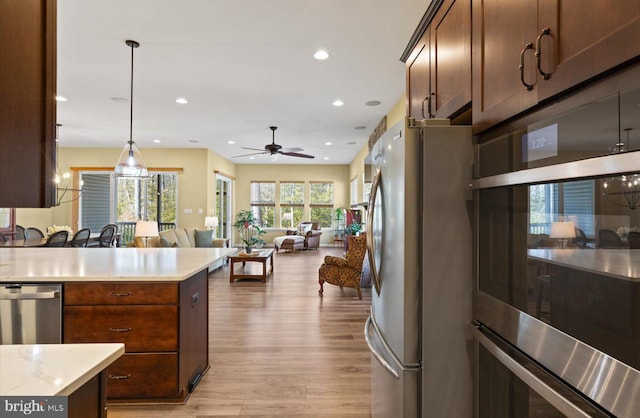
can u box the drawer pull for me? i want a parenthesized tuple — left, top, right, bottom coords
(109, 327, 132, 333)
(108, 374, 131, 380)
(110, 292, 132, 297)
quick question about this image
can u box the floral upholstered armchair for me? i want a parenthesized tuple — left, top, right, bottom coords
(318, 233, 367, 299)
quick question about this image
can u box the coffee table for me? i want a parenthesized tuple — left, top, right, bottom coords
(229, 249, 274, 283)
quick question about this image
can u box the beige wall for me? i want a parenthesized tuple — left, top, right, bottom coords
(233, 164, 350, 246)
(348, 93, 406, 208)
(18, 147, 232, 234)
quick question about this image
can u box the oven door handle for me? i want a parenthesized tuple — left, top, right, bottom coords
(469, 322, 593, 418)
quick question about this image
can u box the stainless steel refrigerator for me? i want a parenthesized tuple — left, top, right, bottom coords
(365, 117, 474, 417)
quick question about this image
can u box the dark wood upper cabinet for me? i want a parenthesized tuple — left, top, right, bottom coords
(429, 0, 471, 119)
(472, 0, 640, 134)
(406, 0, 472, 122)
(0, 0, 57, 208)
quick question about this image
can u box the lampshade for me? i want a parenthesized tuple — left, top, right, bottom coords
(114, 39, 148, 178)
(282, 212, 293, 221)
(115, 140, 148, 177)
(204, 216, 218, 228)
(135, 221, 159, 238)
(549, 221, 576, 239)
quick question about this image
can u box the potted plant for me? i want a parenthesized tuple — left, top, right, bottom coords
(344, 221, 363, 236)
(233, 210, 266, 253)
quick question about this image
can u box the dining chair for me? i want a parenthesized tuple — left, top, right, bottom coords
(44, 230, 69, 247)
(628, 231, 640, 249)
(0, 233, 7, 243)
(70, 228, 91, 247)
(25, 227, 44, 240)
(97, 225, 116, 247)
(573, 227, 588, 248)
(15, 224, 25, 240)
(598, 229, 623, 248)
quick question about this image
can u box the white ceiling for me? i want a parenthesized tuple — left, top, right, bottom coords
(56, 0, 428, 164)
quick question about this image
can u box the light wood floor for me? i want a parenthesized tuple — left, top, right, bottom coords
(108, 247, 373, 417)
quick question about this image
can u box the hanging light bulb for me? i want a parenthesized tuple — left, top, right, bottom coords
(114, 40, 148, 177)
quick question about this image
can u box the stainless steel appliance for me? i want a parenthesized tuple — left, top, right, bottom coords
(471, 82, 640, 417)
(364, 118, 474, 417)
(0, 283, 62, 344)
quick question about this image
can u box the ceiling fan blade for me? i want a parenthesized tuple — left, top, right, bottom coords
(279, 151, 315, 159)
(279, 147, 303, 152)
(232, 151, 268, 158)
(241, 147, 267, 151)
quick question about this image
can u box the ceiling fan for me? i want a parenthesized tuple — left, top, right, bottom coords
(232, 126, 315, 159)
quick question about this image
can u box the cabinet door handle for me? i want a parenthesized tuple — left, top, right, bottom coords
(108, 374, 131, 380)
(109, 327, 132, 332)
(427, 92, 435, 118)
(421, 96, 428, 119)
(519, 42, 536, 91)
(535, 27, 553, 80)
(110, 292, 132, 297)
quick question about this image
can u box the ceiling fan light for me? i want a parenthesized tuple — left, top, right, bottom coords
(270, 153, 279, 162)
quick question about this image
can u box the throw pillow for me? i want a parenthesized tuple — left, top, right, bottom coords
(160, 237, 172, 248)
(297, 223, 312, 236)
(194, 229, 213, 247)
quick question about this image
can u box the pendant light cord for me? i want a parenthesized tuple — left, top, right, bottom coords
(129, 41, 134, 147)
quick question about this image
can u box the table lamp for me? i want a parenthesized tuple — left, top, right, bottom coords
(549, 221, 576, 248)
(135, 221, 159, 248)
(204, 216, 218, 236)
(282, 212, 293, 228)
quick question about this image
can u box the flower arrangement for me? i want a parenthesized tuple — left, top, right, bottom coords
(46, 225, 73, 237)
(616, 226, 640, 240)
(233, 210, 266, 249)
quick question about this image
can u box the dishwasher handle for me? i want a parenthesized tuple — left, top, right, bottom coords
(0, 291, 60, 300)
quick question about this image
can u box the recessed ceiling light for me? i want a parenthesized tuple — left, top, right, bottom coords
(55, 96, 67, 102)
(188, 139, 199, 143)
(176, 98, 188, 104)
(365, 100, 381, 106)
(323, 157, 330, 160)
(153, 139, 161, 144)
(228, 140, 235, 144)
(354, 126, 366, 130)
(325, 141, 332, 146)
(313, 50, 329, 60)
(111, 97, 128, 103)
(332, 99, 344, 107)
(249, 157, 255, 160)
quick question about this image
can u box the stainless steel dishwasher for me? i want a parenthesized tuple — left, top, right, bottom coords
(0, 283, 62, 344)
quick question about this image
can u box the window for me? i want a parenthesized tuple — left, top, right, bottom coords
(529, 180, 595, 236)
(280, 182, 304, 228)
(350, 177, 358, 205)
(80, 171, 177, 244)
(251, 181, 275, 227)
(309, 181, 333, 228)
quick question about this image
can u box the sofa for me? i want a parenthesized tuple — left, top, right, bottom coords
(129, 227, 230, 270)
(278, 221, 322, 250)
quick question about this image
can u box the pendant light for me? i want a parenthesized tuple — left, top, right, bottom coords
(114, 40, 148, 177)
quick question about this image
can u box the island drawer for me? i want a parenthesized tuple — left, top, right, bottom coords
(64, 305, 178, 352)
(64, 282, 179, 305)
(106, 353, 178, 400)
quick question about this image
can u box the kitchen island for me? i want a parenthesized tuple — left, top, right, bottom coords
(0, 343, 124, 418)
(0, 247, 235, 404)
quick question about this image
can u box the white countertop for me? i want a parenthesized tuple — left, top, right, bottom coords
(0, 247, 236, 282)
(0, 343, 124, 396)
(528, 248, 640, 281)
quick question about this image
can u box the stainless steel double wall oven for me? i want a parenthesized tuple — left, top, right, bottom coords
(471, 67, 640, 417)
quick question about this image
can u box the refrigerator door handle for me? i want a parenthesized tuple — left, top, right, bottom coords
(366, 169, 382, 294)
(470, 322, 593, 418)
(365, 315, 399, 379)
